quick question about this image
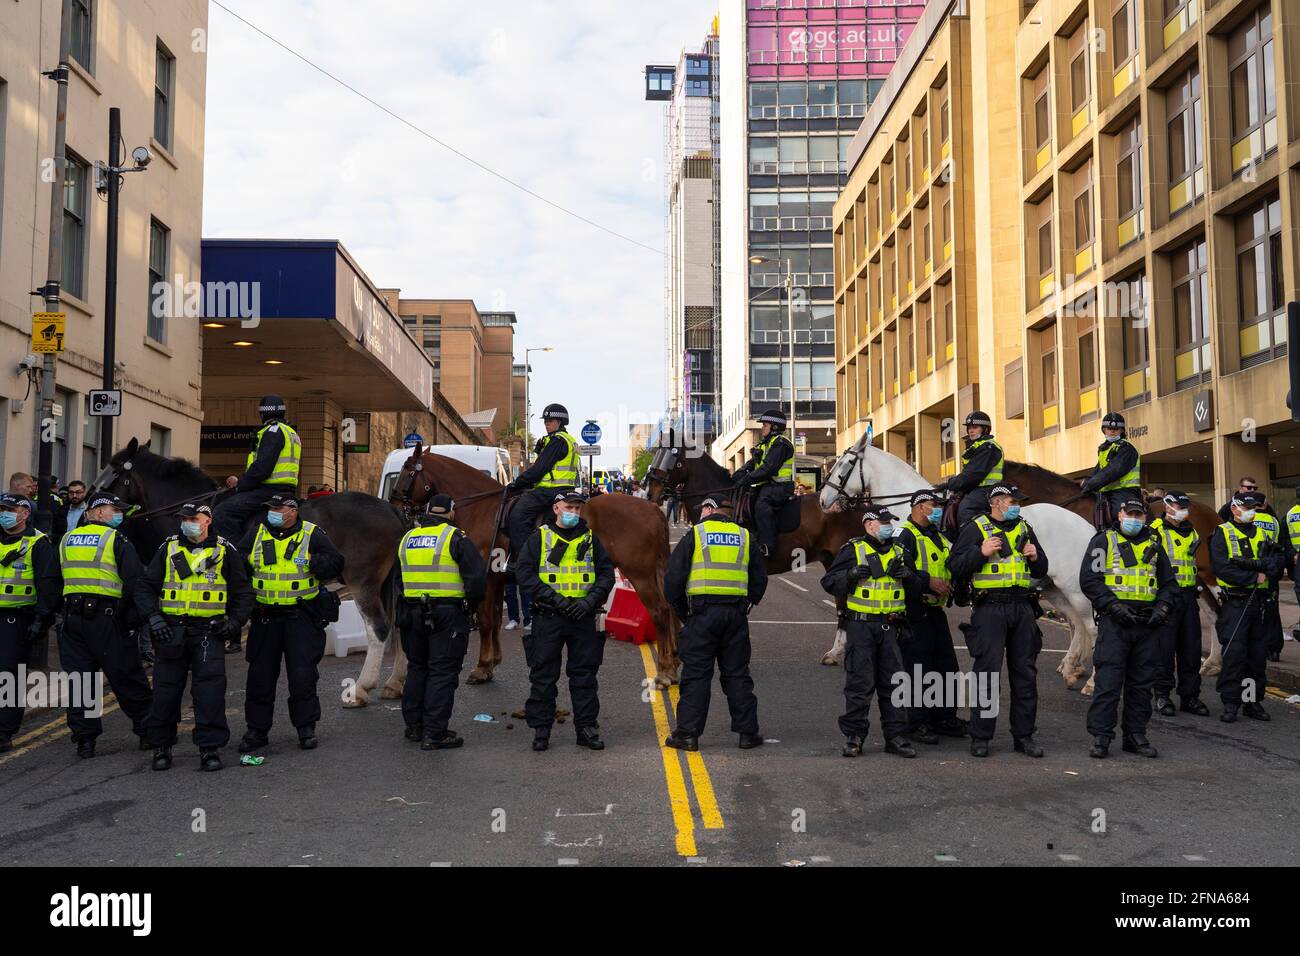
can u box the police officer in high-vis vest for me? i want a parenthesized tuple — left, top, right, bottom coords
(1079, 412, 1142, 529)
(937, 411, 1004, 528)
(1148, 492, 1210, 717)
(1210, 491, 1283, 723)
(0, 493, 60, 751)
(948, 483, 1050, 758)
(1287, 495, 1300, 640)
(515, 491, 615, 752)
(212, 394, 302, 541)
(732, 409, 796, 557)
(505, 403, 581, 560)
(663, 497, 768, 752)
(894, 489, 968, 742)
(1247, 493, 1290, 663)
(138, 503, 253, 771)
(395, 494, 486, 750)
(821, 505, 921, 759)
(57, 492, 154, 757)
(1079, 498, 1178, 759)
(236, 492, 344, 754)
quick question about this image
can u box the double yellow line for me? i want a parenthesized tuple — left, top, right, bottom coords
(0, 695, 121, 767)
(638, 643, 724, 858)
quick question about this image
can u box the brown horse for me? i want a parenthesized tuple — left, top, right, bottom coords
(390, 447, 682, 686)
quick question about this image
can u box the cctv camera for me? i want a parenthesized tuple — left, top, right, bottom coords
(131, 146, 152, 168)
(17, 354, 38, 372)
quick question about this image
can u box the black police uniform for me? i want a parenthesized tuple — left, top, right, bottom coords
(948, 512, 1050, 747)
(137, 534, 254, 751)
(1149, 514, 1206, 710)
(734, 432, 795, 552)
(396, 520, 487, 743)
(213, 419, 297, 540)
(1080, 437, 1142, 525)
(507, 430, 578, 558)
(1079, 524, 1178, 749)
(946, 438, 1004, 527)
(1209, 518, 1284, 716)
(0, 525, 60, 745)
(663, 516, 768, 741)
(236, 517, 346, 746)
(515, 516, 615, 742)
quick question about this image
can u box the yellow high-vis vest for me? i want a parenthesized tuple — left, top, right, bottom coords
(899, 519, 950, 605)
(846, 539, 906, 614)
(251, 520, 320, 605)
(754, 433, 795, 485)
(1215, 523, 1268, 590)
(1097, 440, 1141, 492)
(537, 525, 595, 597)
(971, 515, 1032, 590)
(0, 530, 45, 607)
(159, 538, 228, 617)
(1101, 530, 1158, 602)
(246, 421, 302, 487)
(535, 431, 580, 488)
(685, 520, 750, 597)
(398, 522, 466, 599)
(1150, 517, 1199, 589)
(962, 437, 1003, 487)
(59, 525, 123, 597)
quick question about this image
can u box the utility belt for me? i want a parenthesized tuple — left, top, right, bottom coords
(254, 601, 311, 618)
(1218, 588, 1269, 606)
(160, 613, 221, 633)
(63, 594, 121, 618)
(403, 596, 466, 608)
(972, 589, 1034, 606)
(847, 611, 905, 624)
(689, 595, 746, 612)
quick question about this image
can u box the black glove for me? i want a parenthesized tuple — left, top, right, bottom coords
(24, 617, 50, 646)
(1107, 603, 1137, 627)
(534, 589, 560, 611)
(504, 481, 521, 495)
(560, 597, 585, 620)
(211, 617, 240, 642)
(847, 564, 871, 583)
(1147, 602, 1171, 628)
(148, 613, 175, 646)
(1229, 557, 1263, 572)
(886, 558, 911, 579)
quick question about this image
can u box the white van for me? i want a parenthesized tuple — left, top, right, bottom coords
(377, 445, 512, 500)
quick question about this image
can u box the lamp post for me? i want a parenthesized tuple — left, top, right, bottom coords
(749, 256, 797, 445)
(523, 346, 554, 465)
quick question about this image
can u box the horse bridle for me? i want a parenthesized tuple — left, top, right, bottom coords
(822, 443, 930, 511)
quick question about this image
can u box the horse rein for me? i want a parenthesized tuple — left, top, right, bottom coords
(91, 458, 225, 523)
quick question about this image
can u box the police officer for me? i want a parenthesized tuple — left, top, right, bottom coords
(948, 483, 1050, 758)
(0, 494, 60, 751)
(1079, 412, 1142, 528)
(213, 394, 302, 540)
(1148, 492, 1210, 717)
(395, 494, 487, 750)
(57, 492, 154, 757)
(1210, 491, 1282, 723)
(515, 491, 615, 751)
(138, 503, 254, 771)
(732, 409, 795, 558)
(505, 403, 581, 560)
(663, 497, 767, 752)
(1217, 477, 1275, 522)
(821, 505, 919, 759)
(894, 489, 968, 742)
(1286, 494, 1300, 642)
(236, 493, 345, 753)
(1080, 498, 1178, 758)
(937, 411, 1004, 527)
(1246, 493, 1290, 663)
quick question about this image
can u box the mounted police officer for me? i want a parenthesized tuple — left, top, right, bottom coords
(937, 411, 1004, 528)
(821, 505, 920, 759)
(515, 491, 615, 752)
(1079, 412, 1141, 529)
(139, 503, 253, 771)
(0, 494, 60, 751)
(731, 409, 796, 559)
(1148, 492, 1210, 717)
(663, 497, 767, 752)
(948, 483, 1050, 758)
(1079, 498, 1177, 758)
(1210, 491, 1283, 723)
(236, 493, 344, 754)
(57, 491, 154, 757)
(395, 494, 486, 750)
(213, 394, 302, 540)
(506, 403, 581, 561)
(894, 489, 968, 743)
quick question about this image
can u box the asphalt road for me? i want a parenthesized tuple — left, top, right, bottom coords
(3, 530, 1299, 867)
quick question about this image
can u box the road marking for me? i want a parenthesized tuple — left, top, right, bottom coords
(1058, 854, 1082, 862)
(668, 684, 724, 830)
(555, 805, 616, 817)
(687, 856, 708, 864)
(0, 700, 120, 767)
(639, 643, 699, 857)
(1182, 854, 1207, 862)
(934, 854, 958, 862)
(778, 578, 809, 592)
(557, 858, 580, 866)
(822, 599, 836, 608)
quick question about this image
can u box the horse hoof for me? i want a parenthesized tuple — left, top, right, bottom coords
(466, 668, 494, 685)
(380, 683, 403, 699)
(820, 653, 842, 666)
(342, 686, 369, 708)
(1081, 681, 1095, 697)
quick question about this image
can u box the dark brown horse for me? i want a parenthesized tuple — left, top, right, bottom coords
(390, 447, 682, 685)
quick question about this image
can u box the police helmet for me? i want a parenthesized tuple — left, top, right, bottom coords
(758, 409, 787, 429)
(1102, 411, 1126, 430)
(963, 411, 992, 430)
(258, 394, 287, 422)
(542, 403, 569, 425)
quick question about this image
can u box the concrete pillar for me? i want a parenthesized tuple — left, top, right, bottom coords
(883, 428, 908, 463)
(916, 412, 942, 483)
(1213, 432, 1272, 509)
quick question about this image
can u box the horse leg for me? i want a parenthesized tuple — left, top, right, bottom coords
(346, 596, 388, 709)
(649, 596, 679, 688)
(469, 574, 506, 684)
(382, 642, 407, 699)
(1200, 634, 1223, 677)
(821, 626, 846, 666)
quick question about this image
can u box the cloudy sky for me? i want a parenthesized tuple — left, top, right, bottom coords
(204, 0, 711, 467)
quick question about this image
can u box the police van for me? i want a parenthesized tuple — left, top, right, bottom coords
(377, 445, 512, 499)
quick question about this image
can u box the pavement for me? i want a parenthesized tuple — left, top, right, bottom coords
(2, 525, 1298, 866)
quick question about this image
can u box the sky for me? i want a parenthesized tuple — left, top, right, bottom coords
(203, 0, 712, 469)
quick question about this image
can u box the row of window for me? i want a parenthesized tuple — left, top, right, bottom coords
(749, 134, 855, 172)
(841, 284, 957, 411)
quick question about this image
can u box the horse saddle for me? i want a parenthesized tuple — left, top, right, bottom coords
(734, 487, 800, 536)
(1092, 495, 1114, 531)
(941, 493, 964, 538)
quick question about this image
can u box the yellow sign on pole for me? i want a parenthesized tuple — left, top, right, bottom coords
(31, 312, 66, 353)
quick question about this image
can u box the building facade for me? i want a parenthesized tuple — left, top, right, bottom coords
(714, 0, 925, 472)
(0, 0, 209, 483)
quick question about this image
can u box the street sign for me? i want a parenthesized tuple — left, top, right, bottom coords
(402, 431, 423, 448)
(1192, 390, 1213, 432)
(581, 421, 601, 445)
(88, 389, 122, 417)
(577, 444, 601, 456)
(31, 312, 65, 353)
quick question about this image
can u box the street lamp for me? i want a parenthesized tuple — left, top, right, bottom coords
(749, 255, 798, 445)
(523, 346, 554, 465)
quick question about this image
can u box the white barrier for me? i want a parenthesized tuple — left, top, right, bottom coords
(325, 598, 369, 658)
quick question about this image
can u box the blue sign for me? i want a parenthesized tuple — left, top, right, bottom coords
(403, 432, 423, 448)
(581, 422, 601, 445)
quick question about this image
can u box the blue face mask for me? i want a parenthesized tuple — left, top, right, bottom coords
(928, 506, 944, 524)
(876, 523, 894, 539)
(0, 512, 18, 531)
(106, 512, 124, 528)
(558, 511, 580, 529)
(1004, 504, 1021, 520)
(1104, 433, 1121, 442)
(1121, 517, 1144, 535)
(267, 510, 285, 527)
(181, 520, 202, 539)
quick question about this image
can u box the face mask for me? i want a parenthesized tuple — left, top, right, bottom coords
(106, 512, 124, 528)
(181, 521, 202, 539)
(1238, 509, 1256, 523)
(558, 511, 580, 529)
(0, 512, 18, 531)
(1104, 433, 1121, 442)
(1004, 505, 1021, 520)
(1171, 508, 1189, 522)
(928, 506, 944, 524)
(875, 523, 894, 540)
(267, 510, 285, 528)
(1121, 517, 1144, 535)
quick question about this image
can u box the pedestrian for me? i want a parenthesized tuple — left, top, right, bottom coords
(212, 394, 302, 540)
(820, 504, 920, 759)
(236, 492, 345, 753)
(665, 493, 680, 526)
(515, 491, 615, 751)
(947, 483, 1050, 758)
(1079, 498, 1177, 758)
(394, 494, 486, 750)
(62, 480, 88, 537)
(1079, 412, 1142, 529)
(57, 491, 154, 757)
(138, 503, 253, 771)
(663, 497, 767, 752)
(504, 570, 531, 631)
(1148, 492, 1210, 717)
(0, 493, 60, 751)
(731, 409, 795, 558)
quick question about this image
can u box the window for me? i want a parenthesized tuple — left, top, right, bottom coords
(1033, 70, 1051, 150)
(1167, 66, 1203, 210)
(1038, 219, 1053, 278)
(150, 424, 172, 457)
(1078, 314, 1098, 392)
(154, 40, 175, 150)
(147, 218, 169, 343)
(1228, 7, 1276, 169)
(1121, 272, 1150, 405)
(1116, 116, 1142, 229)
(750, 82, 778, 117)
(939, 95, 949, 144)
(1111, 0, 1136, 68)
(61, 152, 88, 299)
(1069, 24, 1090, 113)
(82, 394, 100, 481)
(1073, 160, 1093, 252)
(1235, 196, 1285, 367)
(750, 137, 778, 168)
(920, 121, 930, 171)
(1171, 237, 1210, 389)
(70, 0, 93, 70)
(1041, 332, 1059, 429)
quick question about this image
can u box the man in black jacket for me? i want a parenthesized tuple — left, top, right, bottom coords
(663, 497, 768, 752)
(213, 395, 302, 540)
(515, 491, 615, 751)
(937, 411, 1004, 528)
(1079, 412, 1142, 528)
(1079, 498, 1179, 758)
(506, 403, 582, 561)
(732, 409, 795, 557)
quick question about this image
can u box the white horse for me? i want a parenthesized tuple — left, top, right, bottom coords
(818, 437, 1100, 692)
